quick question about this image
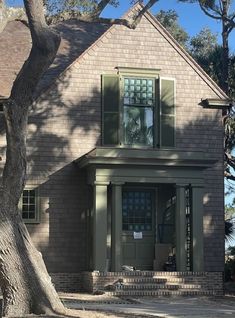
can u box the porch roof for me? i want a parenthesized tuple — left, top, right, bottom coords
(75, 147, 217, 169)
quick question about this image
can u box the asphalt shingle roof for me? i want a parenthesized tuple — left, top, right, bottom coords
(0, 19, 109, 98)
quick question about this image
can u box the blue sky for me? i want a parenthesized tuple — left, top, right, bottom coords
(6, 0, 235, 51)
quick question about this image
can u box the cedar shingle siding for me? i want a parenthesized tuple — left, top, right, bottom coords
(0, 8, 224, 275)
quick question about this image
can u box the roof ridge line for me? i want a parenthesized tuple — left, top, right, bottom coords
(34, 3, 143, 101)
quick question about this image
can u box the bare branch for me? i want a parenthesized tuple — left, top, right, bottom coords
(199, 0, 222, 20)
(92, 0, 112, 18)
(80, 15, 132, 27)
(225, 152, 235, 170)
(130, 0, 159, 29)
(225, 171, 235, 181)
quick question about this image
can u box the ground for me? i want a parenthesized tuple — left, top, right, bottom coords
(6, 289, 235, 318)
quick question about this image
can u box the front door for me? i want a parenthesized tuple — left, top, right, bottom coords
(122, 189, 155, 270)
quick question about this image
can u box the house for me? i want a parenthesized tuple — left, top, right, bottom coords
(0, 4, 230, 295)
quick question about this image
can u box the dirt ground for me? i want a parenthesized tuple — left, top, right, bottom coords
(10, 287, 235, 318)
(59, 293, 153, 318)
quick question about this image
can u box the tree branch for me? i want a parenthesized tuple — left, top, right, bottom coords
(47, 1, 159, 29)
(225, 152, 235, 170)
(11, 0, 61, 106)
(92, 0, 112, 18)
(199, 0, 222, 20)
(82, 15, 133, 27)
(130, 0, 159, 29)
(3, 0, 61, 204)
(225, 171, 235, 181)
(0, 0, 26, 33)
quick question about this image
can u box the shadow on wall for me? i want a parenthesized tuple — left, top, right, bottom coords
(0, 47, 225, 273)
(27, 165, 93, 273)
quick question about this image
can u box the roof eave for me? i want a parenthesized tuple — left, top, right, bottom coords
(200, 98, 233, 109)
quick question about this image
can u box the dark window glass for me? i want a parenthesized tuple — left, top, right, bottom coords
(123, 77, 155, 146)
(22, 189, 36, 220)
(122, 190, 153, 231)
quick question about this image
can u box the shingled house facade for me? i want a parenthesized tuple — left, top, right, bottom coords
(0, 5, 229, 294)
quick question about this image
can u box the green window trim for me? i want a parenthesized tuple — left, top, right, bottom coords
(102, 74, 120, 145)
(19, 188, 40, 224)
(102, 72, 175, 149)
(160, 78, 176, 148)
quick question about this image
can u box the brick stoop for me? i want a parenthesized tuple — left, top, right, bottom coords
(82, 271, 224, 297)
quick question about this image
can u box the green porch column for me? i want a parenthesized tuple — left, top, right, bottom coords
(93, 182, 109, 271)
(176, 185, 187, 271)
(111, 182, 123, 271)
(192, 185, 204, 271)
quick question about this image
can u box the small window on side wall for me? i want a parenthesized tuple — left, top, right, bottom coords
(19, 189, 40, 223)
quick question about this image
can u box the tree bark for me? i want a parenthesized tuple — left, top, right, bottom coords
(0, 212, 66, 316)
(221, 0, 229, 96)
(0, 0, 160, 315)
(0, 0, 65, 315)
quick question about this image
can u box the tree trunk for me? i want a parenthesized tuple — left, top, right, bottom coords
(0, 208, 65, 316)
(0, 0, 65, 315)
(0, 0, 159, 315)
(221, 0, 229, 96)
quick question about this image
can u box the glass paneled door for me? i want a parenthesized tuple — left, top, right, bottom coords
(122, 189, 155, 270)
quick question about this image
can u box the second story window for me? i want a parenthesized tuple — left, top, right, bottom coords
(102, 70, 175, 148)
(123, 77, 154, 146)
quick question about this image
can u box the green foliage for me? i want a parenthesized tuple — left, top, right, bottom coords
(226, 203, 235, 218)
(225, 219, 235, 241)
(189, 28, 225, 84)
(229, 55, 235, 98)
(225, 245, 235, 281)
(228, 246, 235, 255)
(44, 0, 119, 15)
(225, 259, 235, 281)
(155, 9, 189, 48)
(189, 27, 218, 58)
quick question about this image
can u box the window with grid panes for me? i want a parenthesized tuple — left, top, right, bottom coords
(20, 189, 38, 222)
(123, 77, 154, 146)
(102, 73, 175, 148)
(122, 190, 153, 231)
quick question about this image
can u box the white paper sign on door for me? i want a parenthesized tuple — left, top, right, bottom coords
(133, 232, 143, 239)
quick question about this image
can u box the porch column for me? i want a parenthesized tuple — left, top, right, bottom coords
(93, 182, 109, 271)
(192, 185, 204, 271)
(111, 182, 123, 271)
(176, 185, 187, 271)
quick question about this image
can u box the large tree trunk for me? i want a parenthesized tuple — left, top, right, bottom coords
(0, 212, 65, 316)
(0, 0, 159, 315)
(0, 0, 65, 315)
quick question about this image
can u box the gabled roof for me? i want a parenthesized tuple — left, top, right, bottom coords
(0, 19, 109, 98)
(143, 9, 228, 99)
(0, 4, 229, 100)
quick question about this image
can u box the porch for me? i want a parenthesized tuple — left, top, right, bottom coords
(76, 147, 217, 274)
(81, 271, 223, 296)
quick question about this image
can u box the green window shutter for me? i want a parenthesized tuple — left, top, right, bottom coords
(160, 78, 175, 147)
(102, 74, 120, 145)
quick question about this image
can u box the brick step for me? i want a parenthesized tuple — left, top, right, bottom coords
(96, 271, 205, 277)
(122, 277, 195, 284)
(123, 277, 167, 284)
(107, 290, 211, 297)
(119, 283, 201, 290)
